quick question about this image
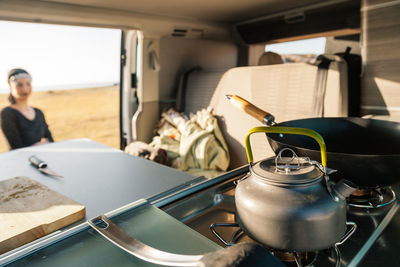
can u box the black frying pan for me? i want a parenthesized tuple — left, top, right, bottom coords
(226, 95, 400, 188)
(267, 117, 400, 187)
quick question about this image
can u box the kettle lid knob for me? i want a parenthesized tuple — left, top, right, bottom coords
(275, 148, 301, 174)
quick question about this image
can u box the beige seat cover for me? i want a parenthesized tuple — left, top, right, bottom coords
(185, 60, 348, 169)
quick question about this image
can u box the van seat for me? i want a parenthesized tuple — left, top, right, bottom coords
(184, 71, 226, 114)
(184, 59, 348, 169)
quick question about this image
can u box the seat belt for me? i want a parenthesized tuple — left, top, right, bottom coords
(313, 55, 333, 117)
(175, 66, 202, 112)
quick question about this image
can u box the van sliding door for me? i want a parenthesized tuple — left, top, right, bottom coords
(119, 30, 138, 149)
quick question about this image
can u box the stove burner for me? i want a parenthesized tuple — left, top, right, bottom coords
(209, 222, 356, 267)
(270, 250, 318, 267)
(348, 187, 396, 209)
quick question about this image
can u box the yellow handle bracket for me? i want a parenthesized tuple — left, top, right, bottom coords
(245, 126, 327, 167)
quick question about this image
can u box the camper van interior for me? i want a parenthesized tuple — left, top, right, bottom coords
(0, 0, 400, 266)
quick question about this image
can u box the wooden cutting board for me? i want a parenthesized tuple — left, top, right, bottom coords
(0, 177, 85, 254)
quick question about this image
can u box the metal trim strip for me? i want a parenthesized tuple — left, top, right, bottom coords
(149, 166, 248, 207)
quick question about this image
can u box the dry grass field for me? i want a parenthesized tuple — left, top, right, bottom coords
(0, 86, 120, 152)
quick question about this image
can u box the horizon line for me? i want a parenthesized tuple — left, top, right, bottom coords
(0, 81, 119, 93)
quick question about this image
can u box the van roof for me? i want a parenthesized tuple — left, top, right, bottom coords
(0, 0, 360, 43)
(41, 0, 333, 23)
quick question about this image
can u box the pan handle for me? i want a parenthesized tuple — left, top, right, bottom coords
(245, 126, 327, 167)
(226, 95, 275, 126)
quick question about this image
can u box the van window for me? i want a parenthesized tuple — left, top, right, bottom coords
(265, 37, 326, 63)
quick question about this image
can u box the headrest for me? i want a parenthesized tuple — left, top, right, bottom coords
(258, 52, 283, 65)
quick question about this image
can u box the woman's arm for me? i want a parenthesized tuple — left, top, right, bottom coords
(44, 126, 54, 142)
(42, 112, 54, 142)
(1, 108, 25, 149)
(35, 108, 54, 143)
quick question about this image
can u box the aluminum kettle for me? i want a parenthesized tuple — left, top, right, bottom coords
(235, 126, 357, 251)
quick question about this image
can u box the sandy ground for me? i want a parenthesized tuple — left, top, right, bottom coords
(0, 86, 120, 152)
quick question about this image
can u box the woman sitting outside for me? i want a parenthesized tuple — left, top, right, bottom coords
(1, 68, 54, 150)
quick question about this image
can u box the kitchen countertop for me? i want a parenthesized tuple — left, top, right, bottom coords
(0, 139, 197, 219)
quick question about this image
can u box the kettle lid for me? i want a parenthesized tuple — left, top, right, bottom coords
(251, 152, 323, 185)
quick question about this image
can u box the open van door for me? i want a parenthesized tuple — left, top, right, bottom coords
(119, 30, 139, 149)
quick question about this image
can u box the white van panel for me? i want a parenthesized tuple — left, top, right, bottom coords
(0, 0, 231, 40)
(159, 37, 238, 101)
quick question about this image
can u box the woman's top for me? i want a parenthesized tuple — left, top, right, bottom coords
(1, 106, 54, 149)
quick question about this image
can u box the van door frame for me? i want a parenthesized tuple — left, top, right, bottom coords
(119, 30, 139, 149)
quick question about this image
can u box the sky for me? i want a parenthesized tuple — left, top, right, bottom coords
(266, 37, 326, 55)
(0, 21, 121, 93)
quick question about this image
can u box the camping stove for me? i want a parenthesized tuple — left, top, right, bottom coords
(347, 187, 396, 209)
(209, 219, 356, 267)
(163, 172, 400, 267)
(210, 221, 322, 266)
(209, 223, 326, 267)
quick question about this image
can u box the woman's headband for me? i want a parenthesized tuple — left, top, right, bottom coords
(9, 72, 32, 82)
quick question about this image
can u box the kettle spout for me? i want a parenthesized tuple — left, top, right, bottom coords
(332, 179, 357, 199)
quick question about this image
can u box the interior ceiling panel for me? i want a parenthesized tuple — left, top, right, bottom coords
(41, 0, 326, 23)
